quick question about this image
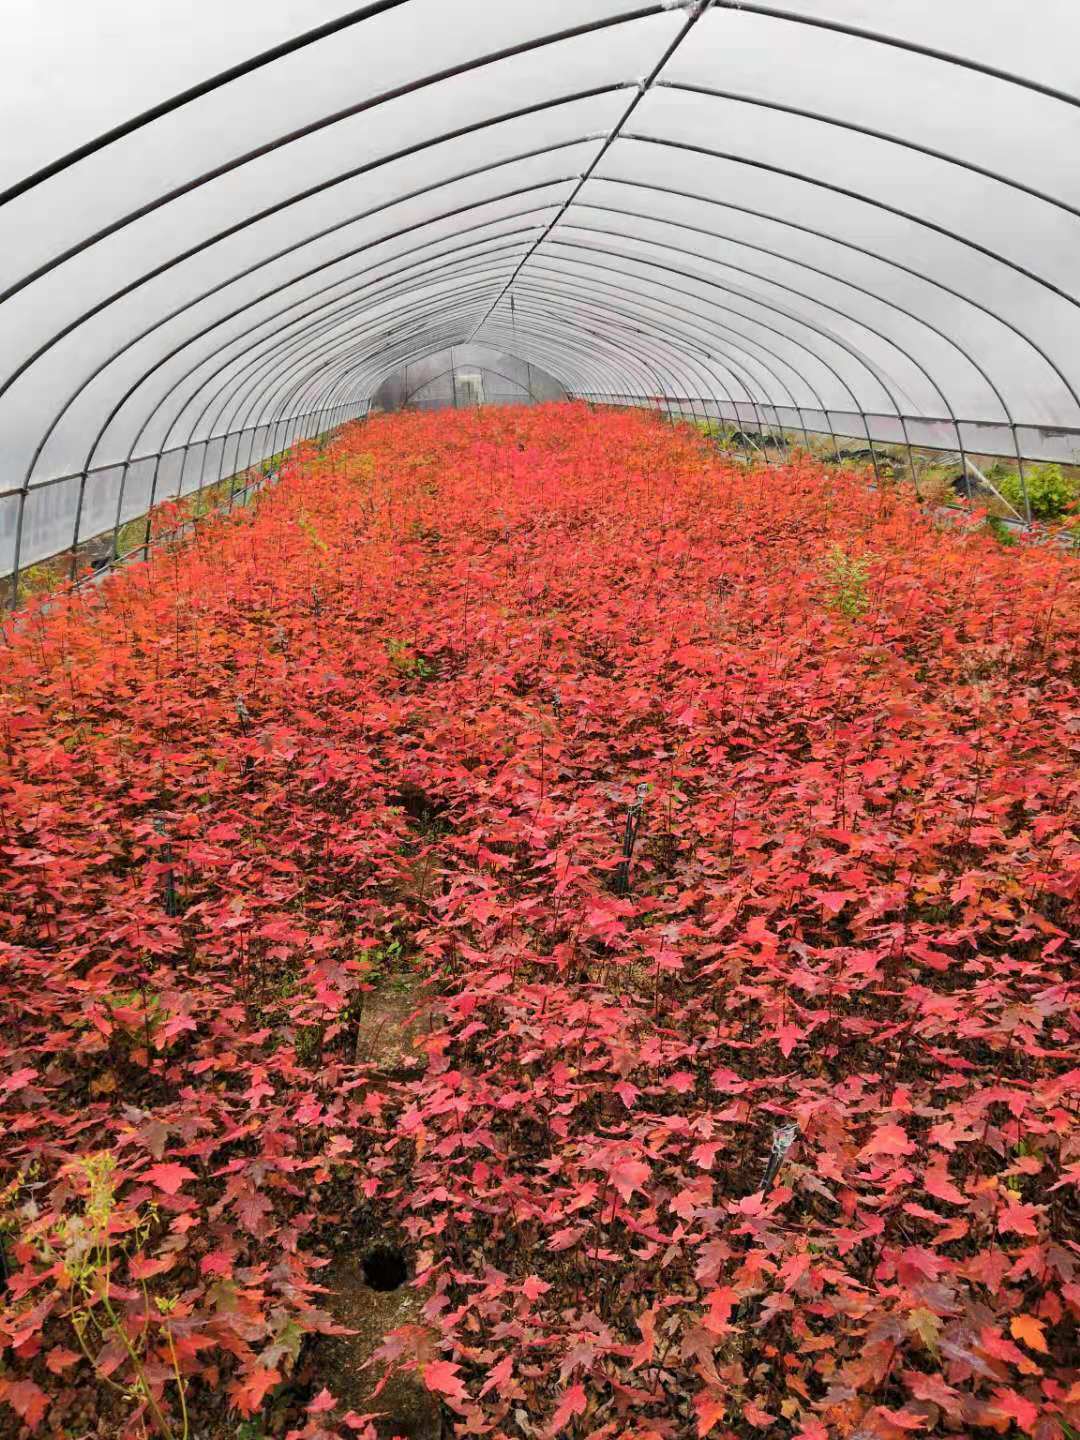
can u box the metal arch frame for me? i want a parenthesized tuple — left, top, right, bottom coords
(4, 2, 1077, 403)
(4, 119, 1072, 472)
(623, 129, 1080, 343)
(359, 315, 649, 406)
(138, 245, 539, 467)
(237, 260, 771, 449)
(322, 322, 666, 430)
(467, 5, 1080, 341)
(584, 177, 1073, 499)
(4, 8, 1077, 446)
(108, 216, 561, 524)
(18, 164, 599, 582)
(463, 15, 1080, 436)
(606, 134, 1080, 492)
(230, 280, 650, 434)
(137, 241, 540, 467)
(16, 165, 588, 482)
(210, 263, 788, 465)
(293, 276, 783, 448)
(184, 274, 569, 465)
(8, 77, 1077, 478)
(1, 6, 670, 306)
(45, 185, 984, 587)
(110, 268, 530, 563)
(103, 168, 851, 542)
(18, 111, 1069, 503)
(277, 292, 684, 427)
(500, 270, 862, 460)
(25, 138, 1047, 543)
(701, 2, 1080, 114)
(154, 223, 581, 439)
(108, 236, 538, 506)
(571, 195, 1016, 426)
(36, 160, 819, 504)
(69, 194, 1013, 515)
(309, 324, 581, 418)
(0, 0, 420, 207)
(529, 239, 902, 463)
(146, 216, 887, 478)
(478, 300, 752, 444)
(552, 205, 971, 476)
(115, 292, 504, 554)
(588, 172, 1080, 427)
(70, 239, 541, 577)
(468, 0, 718, 340)
(82, 215, 761, 521)
(401, 363, 541, 408)
(481, 296, 796, 450)
(493, 265, 820, 449)
(6, 3, 1080, 596)
(544, 219, 960, 480)
(258, 290, 673, 432)
(380, 298, 720, 426)
(87, 264, 525, 578)
(264, 299, 545, 419)
(392, 344, 566, 409)
(203, 271, 533, 485)
(254, 323, 584, 460)
(0, 249, 1008, 590)
(461, 305, 783, 447)
(2, 98, 624, 454)
(359, 303, 692, 404)
(544, 203, 1021, 485)
(60, 159, 1007, 499)
(6, 0, 1075, 211)
(658, 81, 1080, 226)
(553, 220, 946, 415)
(545, 196, 1062, 493)
(561, 198, 1029, 496)
(499, 268, 807, 436)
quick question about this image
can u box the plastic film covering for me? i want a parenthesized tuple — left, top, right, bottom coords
(1, 0, 1079, 586)
(373, 345, 567, 411)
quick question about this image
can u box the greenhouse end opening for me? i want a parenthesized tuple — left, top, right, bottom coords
(0, 5, 1078, 1440)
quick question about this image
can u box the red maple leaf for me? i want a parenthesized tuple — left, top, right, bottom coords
(141, 1162, 198, 1196)
(550, 1383, 588, 1434)
(0, 1379, 50, 1431)
(230, 1364, 281, 1416)
(422, 1361, 468, 1402)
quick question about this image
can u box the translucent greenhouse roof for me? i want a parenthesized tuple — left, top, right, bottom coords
(2, 0, 1080, 582)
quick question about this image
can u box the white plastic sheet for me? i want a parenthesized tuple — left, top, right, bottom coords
(1, 1, 1078, 578)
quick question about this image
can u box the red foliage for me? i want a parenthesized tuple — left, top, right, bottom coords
(0, 404, 1077, 1439)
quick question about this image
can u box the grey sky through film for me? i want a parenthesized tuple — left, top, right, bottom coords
(2, 1, 1079, 580)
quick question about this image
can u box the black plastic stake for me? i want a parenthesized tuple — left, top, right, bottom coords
(757, 1122, 799, 1197)
(614, 783, 649, 896)
(152, 817, 182, 918)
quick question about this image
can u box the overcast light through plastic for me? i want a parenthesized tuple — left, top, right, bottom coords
(1, 0, 1079, 577)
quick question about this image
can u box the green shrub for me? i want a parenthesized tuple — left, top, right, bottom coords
(823, 544, 870, 619)
(996, 463, 1078, 521)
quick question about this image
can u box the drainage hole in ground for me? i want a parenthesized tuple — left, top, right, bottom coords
(363, 1244, 408, 1292)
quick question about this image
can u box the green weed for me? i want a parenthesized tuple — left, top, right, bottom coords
(823, 544, 871, 619)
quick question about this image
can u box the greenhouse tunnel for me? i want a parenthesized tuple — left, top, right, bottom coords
(1, 0, 1080, 602)
(372, 345, 567, 412)
(2, 8, 1080, 1439)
